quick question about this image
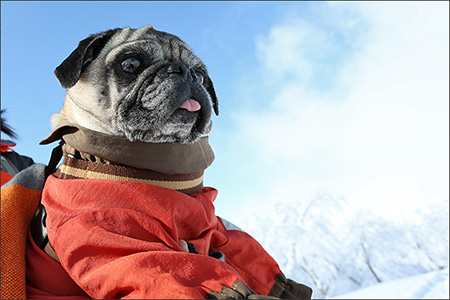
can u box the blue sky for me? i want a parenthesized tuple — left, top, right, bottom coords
(1, 1, 449, 224)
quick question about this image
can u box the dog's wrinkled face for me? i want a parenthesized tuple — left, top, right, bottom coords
(53, 26, 218, 144)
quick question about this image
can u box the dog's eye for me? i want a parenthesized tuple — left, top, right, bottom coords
(121, 57, 142, 74)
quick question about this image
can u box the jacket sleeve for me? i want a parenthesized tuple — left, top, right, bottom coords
(49, 208, 243, 299)
(215, 218, 313, 299)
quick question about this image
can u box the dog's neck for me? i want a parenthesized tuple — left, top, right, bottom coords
(52, 93, 116, 136)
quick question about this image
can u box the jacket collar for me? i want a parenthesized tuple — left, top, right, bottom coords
(40, 123, 215, 176)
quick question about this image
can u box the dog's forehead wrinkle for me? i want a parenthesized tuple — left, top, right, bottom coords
(109, 28, 130, 46)
(130, 26, 153, 40)
(179, 46, 202, 66)
(131, 25, 169, 41)
(104, 39, 164, 65)
(169, 45, 203, 70)
(107, 26, 189, 64)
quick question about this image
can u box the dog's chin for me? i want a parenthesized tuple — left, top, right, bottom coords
(123, 109, 211, 144)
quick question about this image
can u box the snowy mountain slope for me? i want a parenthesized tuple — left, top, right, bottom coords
(242, 195, 449, 298)
(331, 268, 449, 299)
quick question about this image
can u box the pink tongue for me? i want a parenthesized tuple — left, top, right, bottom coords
(180, 98, 201, 112)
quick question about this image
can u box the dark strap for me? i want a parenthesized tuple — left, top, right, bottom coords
(44, 142, 63, 179)
(30, 205, 60, 263)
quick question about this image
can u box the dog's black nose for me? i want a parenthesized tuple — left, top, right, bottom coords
(167, 62, 200, 83)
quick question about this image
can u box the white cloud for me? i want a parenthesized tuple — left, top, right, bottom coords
(255, 20, 317, 83)
(227, 2, 449, 220)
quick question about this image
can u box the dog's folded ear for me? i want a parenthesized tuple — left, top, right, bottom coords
(54, 28, 120, 89)
(205, 76, 219, 116)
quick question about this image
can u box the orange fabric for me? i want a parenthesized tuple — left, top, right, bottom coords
(30, 175, 281, 299)
(1, 183, 41, 299)
(1, 170, 13, 186)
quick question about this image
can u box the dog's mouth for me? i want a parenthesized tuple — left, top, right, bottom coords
(179, 98, 201, 112)
(144, 95, 211, 144)
(170, 96, 205, 130)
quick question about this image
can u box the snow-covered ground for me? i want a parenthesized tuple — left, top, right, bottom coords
(241, 194, 449, 299)
(332, 268, 449, 299)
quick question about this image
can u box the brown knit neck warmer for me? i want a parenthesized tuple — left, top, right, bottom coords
(40, 124, 215, 195)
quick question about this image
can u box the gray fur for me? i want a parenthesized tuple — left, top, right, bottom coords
(52, 26, 218, 144)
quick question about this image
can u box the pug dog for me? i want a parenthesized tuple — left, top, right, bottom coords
(52, 25, 218, 145)
(26, 26, 312, 299)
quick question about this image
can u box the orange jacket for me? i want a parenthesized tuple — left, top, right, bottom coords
(27, 175, 283, 299)
(1, 164, 45, 299)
